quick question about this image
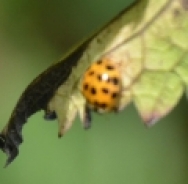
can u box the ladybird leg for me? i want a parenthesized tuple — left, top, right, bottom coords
(83, 106, 92, 129)
(43, 109, 57, 120)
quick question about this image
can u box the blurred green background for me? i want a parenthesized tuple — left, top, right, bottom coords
(0, 0, 188, 183)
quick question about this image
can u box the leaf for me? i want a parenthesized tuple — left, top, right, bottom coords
(132, 71, 183, 125)
(0, 0, 188, 166)
(93, 0, 188, 125)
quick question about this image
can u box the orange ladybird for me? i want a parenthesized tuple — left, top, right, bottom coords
(81, 58, 122, 113)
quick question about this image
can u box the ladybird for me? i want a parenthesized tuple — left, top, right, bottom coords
(81, 58, 122, 113)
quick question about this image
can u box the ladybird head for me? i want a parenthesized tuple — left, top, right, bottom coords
(81, 58, 122, 113)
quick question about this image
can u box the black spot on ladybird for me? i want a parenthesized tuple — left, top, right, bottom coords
(90, 87, 97, 95)
(88, 71, 94, 75)
(111, 77, 119, 85)
(102, 88, 109, 94)
(96, 60, 102, 65)
(111, 92, 118, 99)
(106, 65, 114, 70)
(84, 83, 89, 90)
(97, 75, 102, 81)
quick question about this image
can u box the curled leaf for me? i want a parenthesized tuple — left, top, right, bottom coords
(0, 0, 188, 166)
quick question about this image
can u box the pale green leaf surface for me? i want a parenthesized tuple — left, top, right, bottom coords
(47, 0, 188, 134)
(133, 71, 184, 124)
(93, 0, 188, 125)
(1, 0, 188, 169)
(130, 0, 188, 125)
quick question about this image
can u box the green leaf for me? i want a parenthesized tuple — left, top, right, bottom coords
(89, 0, 188, 125)
(49, 0, 188, 130)
(132, 71, 183, 125)
(120, 0, 188, 125)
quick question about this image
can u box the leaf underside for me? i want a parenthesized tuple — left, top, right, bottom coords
(131, 0, 188, 125)
(102, 0, 188, 125)
(0, 0, 188, 166)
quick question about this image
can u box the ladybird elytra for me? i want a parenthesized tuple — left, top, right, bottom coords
(81, 58, 122, 113)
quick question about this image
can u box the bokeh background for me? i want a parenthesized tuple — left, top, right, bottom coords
(0, 0, 188, 183)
